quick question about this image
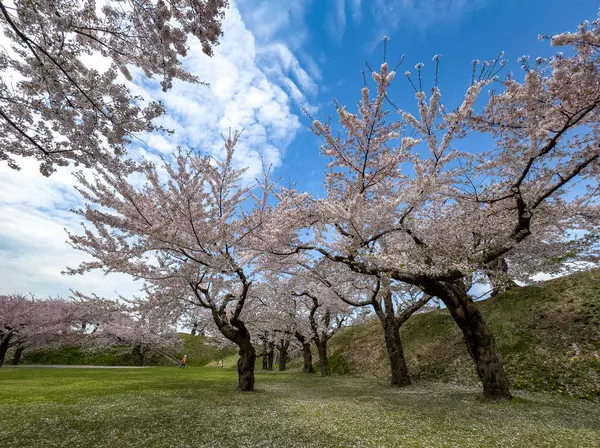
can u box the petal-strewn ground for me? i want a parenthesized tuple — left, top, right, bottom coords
(1, 367, 598, 447)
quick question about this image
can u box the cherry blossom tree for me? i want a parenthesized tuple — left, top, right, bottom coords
(281, 267, 350, 377)
(257, 330, 275, 370)
(291, 327, 315, 374)
(0, 294, 81, 367)
(67, 134, 275, 391)
(307, 264, 432, 386)
(246, 280, 298, 372)
(68, 293, 182, 365)
(0, 0, 227, 175)
(274, 330, 292, 371)
(267, 19, 600, 400)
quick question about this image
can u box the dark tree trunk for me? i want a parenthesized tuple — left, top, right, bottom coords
(236, 333, 256, 392)
(261, 339, 268, 370)
(425, 279, 512, 401)
(277, 338, 290, 371)
(381, 319, 411, 387)
(315, 339, 330, 376)
(302, 342, 315, 373)
(205, 287, 256, 392)
(376, 286, 412, 387)
(294, 332, 315, 373)
(267, 346, 274, 371)
(488, 258, 519, 297)
(191, 321, 199, 336)
(278, 356, 287, 371)
(0, 334, 12, 369)
(133, 345, 145, 366)
(12, 346, 24, 365)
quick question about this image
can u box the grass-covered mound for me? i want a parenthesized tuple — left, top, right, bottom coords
(19, 334, 237, 367)
(327, 269, 600, 399)
(1, 367, 599, 447)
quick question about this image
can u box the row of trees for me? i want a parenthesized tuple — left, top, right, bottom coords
(2, 2, 598, 401)
(66, 16, 600, 399)
(0, 293, 180, 367)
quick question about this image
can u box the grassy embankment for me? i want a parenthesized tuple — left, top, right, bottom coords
(324, 269, 600, 398)
(1, 367, 599, 448)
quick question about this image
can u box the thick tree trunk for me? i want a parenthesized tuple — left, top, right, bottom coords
(315, 339, 330, 376)
(302, 342, 315, 373)
(0, 334, 12, 369)
(277, 339, 290, 371)
(294, 332, 315, 374)
(381, 320, 411, 387)
(12, 346, 24, 365)
(426, 280, 512, 401)
(236, 334, 256, 392)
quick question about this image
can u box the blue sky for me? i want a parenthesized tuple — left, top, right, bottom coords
(0, 0, 598, 298)
(260, 0, 600, 195)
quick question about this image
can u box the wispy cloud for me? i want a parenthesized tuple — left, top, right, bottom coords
(328, 0, 348, 42)
(371, 0, 488, 33)
(237, 0, 312, 49)
(0, 2, 320, 299)
(350, 0, 363, 24)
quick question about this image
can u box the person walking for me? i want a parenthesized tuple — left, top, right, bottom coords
(180, 354, 187, 369)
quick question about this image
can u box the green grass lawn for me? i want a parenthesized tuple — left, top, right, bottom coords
(1, 367, 599, 448)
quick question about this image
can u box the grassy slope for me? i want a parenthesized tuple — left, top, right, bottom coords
(1, 367, 599, 447)
(20, 334, 237, 367)
(327, 269, 600, 398)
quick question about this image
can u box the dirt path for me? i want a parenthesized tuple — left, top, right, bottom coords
(6, 365, 151, 369)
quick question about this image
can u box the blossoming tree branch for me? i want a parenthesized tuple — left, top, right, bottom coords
(51, 14, 600, 399)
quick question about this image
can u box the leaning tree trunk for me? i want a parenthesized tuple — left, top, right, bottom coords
(0, 335, 12, 369)
(381, 319, 411, 387)
(427, 279, 512, 401)
(315, 339, 330, 377)
(12, 345, 24, 365)
(236, 333, 256, 392)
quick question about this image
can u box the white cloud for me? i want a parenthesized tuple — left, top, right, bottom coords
(0, 2, 320, 299)
(237, 0, 312, 49)
(0, 158, 141, 299)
